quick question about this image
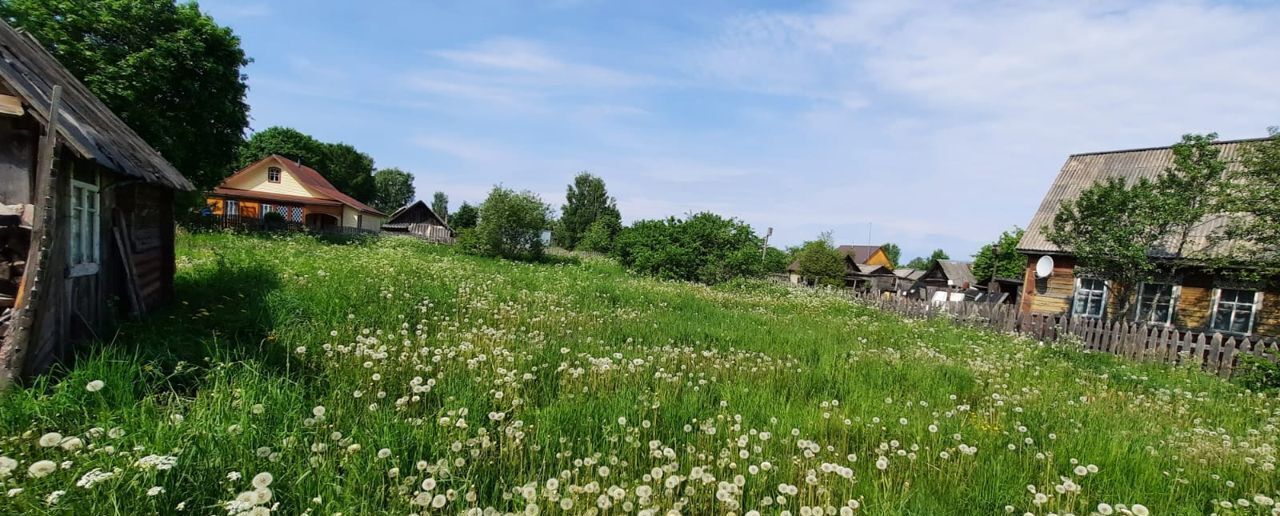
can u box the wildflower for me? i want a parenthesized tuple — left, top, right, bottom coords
(378, 448, 392, 459)
(86, 380, 105, 392)
(1097, 503, 1114, 515)
(1131, 504, 1150, 516)
(252, 472, 273, 489)
(1073, 465, 1088, 476)
(28, 460, 57, 478)
(875, 457, 888, 471)
(148, 486, 165, 496)
(46, 490, 65, 506)
(313, 405, 326, 417)
(38, 432, 63, 447)
(60, 437, 84, 451)
(7, 488, 22, 498)
(76, 468, 115, 488)
(0, 456, 17, 477)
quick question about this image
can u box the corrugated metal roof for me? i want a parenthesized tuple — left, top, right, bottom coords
(0, 21, 192, 191)
(1017, 138, 1263, 256)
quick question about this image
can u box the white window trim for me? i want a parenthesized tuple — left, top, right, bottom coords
(226, 199, 239, 216)
(1209, 288, 1262, 336)
(267, 167, 282, 183)
(1134, 282, 1180, 326)
(69, 179, 101, 278)
(1072, 277, 1109, 319)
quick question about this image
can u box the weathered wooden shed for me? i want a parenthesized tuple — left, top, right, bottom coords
(0, 21, 193, 385)
(382, 200, 454, 243)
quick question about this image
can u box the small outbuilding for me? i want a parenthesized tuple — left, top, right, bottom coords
(0, 21, 192, 384)
(382, 200, 454, 243)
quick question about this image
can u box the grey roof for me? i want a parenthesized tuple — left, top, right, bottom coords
(1017, 138, 1265, 256)
(850, 263, 892, 276)
(936, 260, 975, 286)
(892, 268, 924, 280)
(386, 200, 453, 233)
(0, 21, 191, 190)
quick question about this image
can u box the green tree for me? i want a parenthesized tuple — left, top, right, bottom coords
(371, 168, 415, 214)
(1219, 129, 1280, 282)
(906, 249, 949, 270)
(555, 172, 621, 250)
(794, 233, 846, 286)
(612, 212, 762, 284)
(577, 217, 622, 253)
(462, 186, 552, 260)
(451, 202, 479, 229)
(431, 192, 449, 222)
(763, 247, 792, 274)
(1046, 133, 1229, 316)
(1, 0, 250, 193)
(972, 227, 1026, 284)
(881, 242, 902, 268)
(236, 127, 375, 202)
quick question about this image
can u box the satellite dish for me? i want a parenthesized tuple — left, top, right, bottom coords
(1035, 255, 1055, 279)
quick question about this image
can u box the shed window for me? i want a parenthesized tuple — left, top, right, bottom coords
(1135, 282, 1178, 325)
(1072, 278, 1108, 318)
(267, 167, 281, 183)
(1211, 288, 1260, 335)
(69, 180, 100, 275)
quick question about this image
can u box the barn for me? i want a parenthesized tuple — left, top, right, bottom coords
(0, 21, 192, 385)
(382, 200, 454, 243)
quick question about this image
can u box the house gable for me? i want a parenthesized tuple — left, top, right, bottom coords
(222, 156, 323, 200)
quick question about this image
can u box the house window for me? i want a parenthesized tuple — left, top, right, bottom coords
(69, 180, 100, 276)
(1211, 288, 1260, 335)
(1072, 278, 1108, 318)
(1135, 282, 1179, 325)
(226, 199, 239, 216)
(267, 167, 281, 183)
(262, 203, 273, 218)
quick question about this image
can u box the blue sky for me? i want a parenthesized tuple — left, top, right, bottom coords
(199, 0, 1280, 261)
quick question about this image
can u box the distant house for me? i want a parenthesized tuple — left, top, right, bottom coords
(787, 244, 897, 290)
(1017, 138, 1279, 337)
(383, 200, 453, 243)
(205, 155, 385, 232)
(892, 268, 925, 294)
(908, 260, 976, 302)
(0, 20, 192, 379)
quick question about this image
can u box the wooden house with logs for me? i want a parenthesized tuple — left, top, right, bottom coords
(0, 21, 192, 386)
(1017, 138, 1280, 338)
(382, 200, 454, 243)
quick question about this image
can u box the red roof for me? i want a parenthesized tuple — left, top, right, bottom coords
(218, 155, 385, 216)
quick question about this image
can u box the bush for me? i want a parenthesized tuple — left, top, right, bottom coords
(793, 235, 845, 287)
(576, 217, 620, 253)
(612, 212, 763, 284)
(1234, 355, 1280, 391)
(464, 186, 552, 261)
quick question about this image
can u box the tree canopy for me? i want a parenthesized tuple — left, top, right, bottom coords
(1, 0, 250, 193)
(462, 187, 552, 261)
(906, 249, 949, 270)
(431, 192, 449, 223)
(612, 212, 763, 284)
(237, 127, 376, 203)
(451, 202, 479, 229)
(1220, 129, 1280, 282)
(555, 172, 621, 251)
(971, 227, 1026, 284)
(371, 168, 415, 214)
(794, 233, 846, 286)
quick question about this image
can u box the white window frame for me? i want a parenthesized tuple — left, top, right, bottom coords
(225, 199, 239, 217)
(1072, 277, 1108, 319)
(267, 166, 282, 183)
(69, 179, 101, 277)
(1134, 282, 1180, 326)
(1209, 288, 1262, 336)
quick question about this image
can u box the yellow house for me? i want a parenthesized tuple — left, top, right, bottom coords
(206, 155, 385, 232)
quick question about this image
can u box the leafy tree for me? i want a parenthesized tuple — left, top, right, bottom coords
(763, 247, 792, 274)
(451, 202, 479, 229)
(612, 212, 762, 284)
(794, 233, 846, 286)
(462, 186, 551, 260)
(1218, 129, 1280, 282)
(555, 172, 621, 250)
(1, 0, 250, 193)
(237, 127, 375, 202)
(906, 249, 949, 270)
(577, 217, 622, 253)
(432, 192, 449, 222)
(881, 242, 902, 268)
(370, 168, 414, 214)
(972, 227, 1026, 284)
(1046, 133, 1228, 316)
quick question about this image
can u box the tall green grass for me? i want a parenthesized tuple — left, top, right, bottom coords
(0, 232, 1276, 515)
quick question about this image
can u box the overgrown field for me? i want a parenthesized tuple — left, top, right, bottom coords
(1, 233, 1277, 515)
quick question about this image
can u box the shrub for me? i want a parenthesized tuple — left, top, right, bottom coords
(1234, 355, 1280, 391)
(612, 212, 763, 284)
(464, 186, 552, 261)
(576, 217, 620, 253)
(793, 235, 845, 287)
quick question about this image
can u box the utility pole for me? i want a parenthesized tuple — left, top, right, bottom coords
(761, 227, 773, 260)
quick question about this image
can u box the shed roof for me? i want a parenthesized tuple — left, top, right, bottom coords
(934, 260, 976, 286)
(836, 245, 882, 264)
(1017, 138, 1265, 256)
(0, 21, 192, 190)
(386, 200, 453, 233)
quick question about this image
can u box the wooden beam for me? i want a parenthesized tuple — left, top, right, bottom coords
(0, 85, 59, 390)
(0, 94, 23, 117)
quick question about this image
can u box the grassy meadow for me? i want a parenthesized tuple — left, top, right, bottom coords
(0, 232, 1277, 515)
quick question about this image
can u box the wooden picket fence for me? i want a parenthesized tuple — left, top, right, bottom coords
(849, 291, 1279, 377)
